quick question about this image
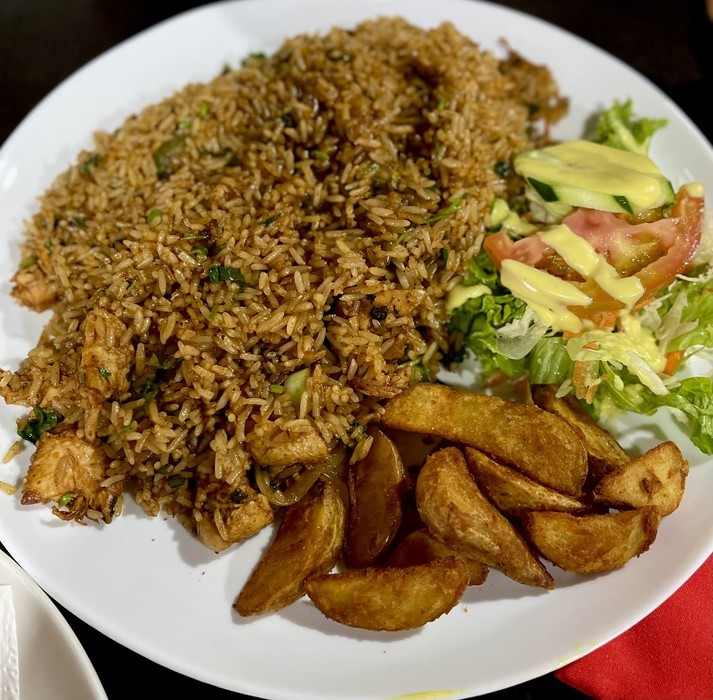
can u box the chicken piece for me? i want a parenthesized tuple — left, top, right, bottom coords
(372, 289, 427, 317)
(80, 309, 132, 400)
(11, 266, 57, 312)
(21, 428, 122, 524)
(246, 424, 328, 467)
(352, 364, 413, 398)
(197, 493, 274, 553)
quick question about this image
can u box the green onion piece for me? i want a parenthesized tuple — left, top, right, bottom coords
(436, 95, 448, 111)
(198, 101, 210, 118)
(79, 154, 100, 174)
(180, 233, 209, 241)
(44, 240, 54, 251)
(147, 209, 164, 225)
(98, 367, 111, 380)
(57, 492, 75, 508)
(167, 475, 184, 489)
(190, 246, 209, 257)
(207, 266, 246, 288)
(284, 368, 309, 407)
(311, 150, 329, 162)
(18, 258, 36, 270)
(269, 384, 285, 394)
(17, 407, 59, 444)
(261, 213, 282, 227)
(178, 119, 193, 130)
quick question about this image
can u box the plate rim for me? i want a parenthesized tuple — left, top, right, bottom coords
(1, 1, 712, 698)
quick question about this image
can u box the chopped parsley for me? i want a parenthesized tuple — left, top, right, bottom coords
(207, 266, 246, 287)
(98, 367, 111, 380)
(139, 379, 158, 403)
(17, 407, 59, 444)
(167, 475, 184, 489)
(261, 213, 282, 227)
(79, 154, 101, 174)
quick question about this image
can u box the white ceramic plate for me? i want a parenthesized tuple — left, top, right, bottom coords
(0, 550, 107, 700)
(1, 1, 712, 698)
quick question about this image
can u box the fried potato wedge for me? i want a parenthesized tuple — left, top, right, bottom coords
(464, 447, 588, 517)
(522, 508, 660, 574)
(415, 447, 554, 588)
(346, 428, 408, 567)
(234, 478, 345, 616)
(386, 528, 488, 586)
(382, 383, 587, 496)
(593, 441, 688, 516)
(531, 384, 629, 483)
(304, 556, 468, 631)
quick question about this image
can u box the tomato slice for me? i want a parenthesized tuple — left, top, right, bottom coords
(564, 186, 703, 300)
(483, 186, 704, 317)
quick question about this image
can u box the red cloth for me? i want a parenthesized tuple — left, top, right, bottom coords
(555, 555, 713, 700)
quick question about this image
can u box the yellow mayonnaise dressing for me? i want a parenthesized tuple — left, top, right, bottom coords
(445, 284, 490, 313)
(517, 140, 668, 211)
(500, 259, 590, 333)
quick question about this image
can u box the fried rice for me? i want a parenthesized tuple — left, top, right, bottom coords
(0, 17, 566, 551)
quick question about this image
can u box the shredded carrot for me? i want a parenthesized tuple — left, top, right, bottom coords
(664, 350, 685, 375)
(588, 310, 619, 330)
(484, 371, 510, 388)
(572, 360, 596, 401)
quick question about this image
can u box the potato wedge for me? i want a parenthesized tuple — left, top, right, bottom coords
(464, 447, 588, 516)
(345, 428, 408, 567)
(593, 441, 688, 516)
(522, 508, 660, 574)
(304, 556, 468, 631)
(382, 383, 587, 496)
(531, 384, 629, 483)
(415, 447, 554, 588)
(386, 528, 488, 586)
(234, 478, 345, 616)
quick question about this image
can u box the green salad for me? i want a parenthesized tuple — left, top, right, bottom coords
(447, 101, 713, 454)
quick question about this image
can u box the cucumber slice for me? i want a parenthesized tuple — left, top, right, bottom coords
(515, 140, 675, 221)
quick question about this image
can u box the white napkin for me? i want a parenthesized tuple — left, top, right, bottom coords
(0, 586, 20, 700)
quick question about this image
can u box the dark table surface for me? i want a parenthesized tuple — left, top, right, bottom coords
(1, 1, 711, 698)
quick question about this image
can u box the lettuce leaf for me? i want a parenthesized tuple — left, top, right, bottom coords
(594, 99, 667, 155)
(595, 368, 713, 454)
(447, 250, 528, 376)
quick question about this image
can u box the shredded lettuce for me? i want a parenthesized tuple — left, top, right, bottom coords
(593, 99, 667, 155)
